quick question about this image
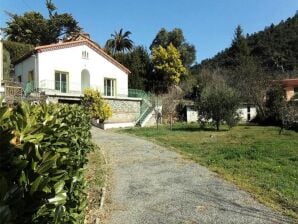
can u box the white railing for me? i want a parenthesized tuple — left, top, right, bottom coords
(37, 79, 130, 98)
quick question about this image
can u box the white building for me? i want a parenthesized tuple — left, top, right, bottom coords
(185, 103, 257, 123)
(237, 103, 257, 122)
(14, 35, 130, 99)
(11, 35, 155, 129)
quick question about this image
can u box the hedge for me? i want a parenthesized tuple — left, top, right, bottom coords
(0, 102, 93, 224)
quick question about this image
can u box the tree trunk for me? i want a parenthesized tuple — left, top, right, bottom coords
(170, 114, 173, 131)
(216, 121, 220, 131)
(279, 126, 283, 135)
(256, 102, 266, 121)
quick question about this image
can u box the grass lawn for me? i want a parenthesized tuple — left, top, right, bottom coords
(118, 123, 298, 219)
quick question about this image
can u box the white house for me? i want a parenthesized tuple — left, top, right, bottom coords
(185, 103, 257, 123)
(14, 34, 130, 99)
(11, 35, 155, 129)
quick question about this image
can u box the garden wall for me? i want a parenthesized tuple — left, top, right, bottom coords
(102, 97, 142, 129)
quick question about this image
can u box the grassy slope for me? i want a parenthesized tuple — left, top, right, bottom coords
(119, 124, 298, 219)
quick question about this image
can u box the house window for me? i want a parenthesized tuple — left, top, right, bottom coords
(104, 78, 116, 96)
(82, 50, 89, 59)
(17, 76, 22, 83)
(55, 71, 68, 93)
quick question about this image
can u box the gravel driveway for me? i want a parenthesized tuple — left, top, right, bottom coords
(91, 127, 291, 224)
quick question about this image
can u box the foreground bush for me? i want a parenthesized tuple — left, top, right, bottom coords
(0, 102, 93, 224)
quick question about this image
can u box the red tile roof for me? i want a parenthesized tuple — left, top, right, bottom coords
(278, 79, 298, 87)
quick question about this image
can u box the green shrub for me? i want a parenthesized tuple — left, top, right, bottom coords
(0, 102, 93, 224)
(83, 88, 112, 122)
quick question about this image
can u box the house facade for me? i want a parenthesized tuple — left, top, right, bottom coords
(237, 103, 257, 122)
(279, 78, 298, 101)
(14, 36, 129, 99)
(11, 35, 155, 129)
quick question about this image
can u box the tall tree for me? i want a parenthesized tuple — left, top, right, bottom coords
(4, 11, 48, 46)
(199, 14, 298, 75)
(151, 43, 187, 93)
(229, 57, 271, 120)
(3, 0, 81, 46)
(115, 46, 151, 90)
(150, 28, 196, 67)
(229, 25, 251, 66)
(105, 28, 134, 56)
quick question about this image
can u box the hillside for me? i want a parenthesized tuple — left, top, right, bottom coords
(197, 14, 298, 77)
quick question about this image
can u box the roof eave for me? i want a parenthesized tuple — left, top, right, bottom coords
(13, 50, 37, 65)
(30, 40, 131, 74)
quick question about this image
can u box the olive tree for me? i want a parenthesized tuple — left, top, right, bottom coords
(197, 80, 241, 131)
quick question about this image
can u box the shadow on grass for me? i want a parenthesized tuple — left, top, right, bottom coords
(171, 126, 229, 132)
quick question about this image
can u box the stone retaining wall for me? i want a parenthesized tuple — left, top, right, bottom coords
(104, 97, 141, 123)
(46, 95, 142, 127)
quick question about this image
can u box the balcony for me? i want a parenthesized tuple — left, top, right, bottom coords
(25, 80, 136, 99)
(38, 80, 83, 97)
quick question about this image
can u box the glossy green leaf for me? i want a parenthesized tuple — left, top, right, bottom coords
(34, 145, 42, 160)
(56, 148, 69, 153)
(54, 205, 65, 224)
(30, 176, 43, 195)
(19, 170, 27, 187)
(36, 160, 56, 174)
(42, 185, 51, 193)
(54, 180, 65, 194)
(48, 192, 67, 205)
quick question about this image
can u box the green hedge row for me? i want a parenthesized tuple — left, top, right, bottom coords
(0, 102, 93, 224)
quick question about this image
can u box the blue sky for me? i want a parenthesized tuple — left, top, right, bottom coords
(1, 0, 297, 63)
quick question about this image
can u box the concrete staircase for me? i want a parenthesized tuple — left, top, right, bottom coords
(128, 89, 155, 127)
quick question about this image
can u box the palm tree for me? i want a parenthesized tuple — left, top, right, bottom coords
(105, 28, 134, 56)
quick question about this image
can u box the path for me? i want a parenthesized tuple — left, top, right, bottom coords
(91, 128, 290, 224)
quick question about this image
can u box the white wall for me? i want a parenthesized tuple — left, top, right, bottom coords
(37, 44, 128, 96)
(237, 105, 257, 122)
(186, 106, 198, 123)
(186, 105, 257, 123)
(14, 56, 35, 87)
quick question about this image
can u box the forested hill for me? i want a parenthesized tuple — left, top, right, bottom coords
(197, 14, 298, 76)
